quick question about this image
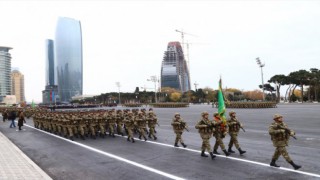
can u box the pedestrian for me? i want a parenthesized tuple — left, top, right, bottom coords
(212, 112, 230, 156)
(2, 109, 8, 122)
(9, 110, 17, 128)
(195, 111, 216, 159)
(171, 113, 188, 148)
(227, 111, 246, 155)
(17, 110, 26, 130)
(269, 114, 301, 170)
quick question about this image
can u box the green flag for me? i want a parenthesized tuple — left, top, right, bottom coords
(31, 100, 35, 108)
(218, 78, 227, 125)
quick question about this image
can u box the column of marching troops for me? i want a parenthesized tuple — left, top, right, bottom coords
(0, 107, 301, 170)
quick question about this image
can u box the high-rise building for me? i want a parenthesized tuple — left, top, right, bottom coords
(161, 42, 191, 92)
(11, 70, 25, 103)
(55, 17, 83, 102)
(42, 39, 58, 104)
(45, 39, 55, 86)
(0, 46, 12, 98)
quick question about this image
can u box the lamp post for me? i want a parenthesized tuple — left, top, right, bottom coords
(147, 76, 159, 103)
(256, 57, 265, 101)
(115, 82, 121, 105)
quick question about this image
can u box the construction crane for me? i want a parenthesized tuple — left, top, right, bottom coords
(175, 29, 198, 91)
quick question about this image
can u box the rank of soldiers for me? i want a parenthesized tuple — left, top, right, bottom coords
(20, 108, 159, 142)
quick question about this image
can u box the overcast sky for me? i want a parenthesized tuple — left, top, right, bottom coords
(1, 0, 319, 102)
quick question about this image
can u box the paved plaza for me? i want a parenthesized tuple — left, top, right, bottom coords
(0, 103, 320, 180)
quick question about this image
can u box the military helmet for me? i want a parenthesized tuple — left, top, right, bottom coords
(273, 114, 283, 120)
(213, 112, 219, 116)
(174, 113, 180, 117)
(229, 111, 236, 116)
(149, 108, 153, 111)
(201, 111, 209, 116)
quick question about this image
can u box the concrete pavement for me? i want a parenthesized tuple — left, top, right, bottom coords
(0, 122, 52, 180)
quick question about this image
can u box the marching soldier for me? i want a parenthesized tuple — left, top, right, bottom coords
(212, 113, 230, 156)
(227, 111, 246, 155)
(107, 110, 116, 137)
(195, 112, 216, 159)
(171, 113, 187, 148)
(269, 114, 301, 170)
(135, 112, 148, 141)
(116, 110, 124, 136)
(146, 111, 158, 140)
(123, 112, 135, 143)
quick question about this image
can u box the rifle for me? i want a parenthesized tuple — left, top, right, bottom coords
(180, 121, 189, 132)
(277, 125, 297, 140)
(240, 127, 246, 132)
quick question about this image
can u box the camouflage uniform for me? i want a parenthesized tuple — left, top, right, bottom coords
(195, 112, 215, 159)
(116, 110, 124, 136)
(123, 112, 135, 143)
(171, 113, 187, 148)
(107, 111, 116, 137)
(146, 112, 158, 140)
(227, 111, 246, 155)
(212, 113, 230, 156)
(135, 112, 147, 141)
(269, 114, 301, 170)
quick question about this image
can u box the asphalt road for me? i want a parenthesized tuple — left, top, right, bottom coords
(1, 103, 320, 180)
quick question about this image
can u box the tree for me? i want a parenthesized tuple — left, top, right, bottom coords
(288, 70, 311, 102)
(170, 92, 182, 102)
(268, 74, 287, 103)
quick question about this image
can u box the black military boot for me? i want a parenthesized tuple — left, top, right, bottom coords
(223, 149, 231, 156)
(210, 152, 216, 159)
(144, 137, 147, 141)
(139, 135, 142, 140)
(238, 148, 246, 155)
(148, 134, 152, 138)
(174, 143, 179, 147)
(289, 161, 302, 170)
(112, 133, 115, 138)
(213, 149, 220, 155)
(228, 147, 235, 153)
(127, 137, 130, 142)
(270, 159, 280, 168)
(154, 136, 157, 140)
(81, 135, 85, 140)
(131, 138, 135, 143)
(181, 143, 187, 148)
(201, 150, 208, 157)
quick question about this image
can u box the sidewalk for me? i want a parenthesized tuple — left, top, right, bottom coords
(0, 131, 52, 180)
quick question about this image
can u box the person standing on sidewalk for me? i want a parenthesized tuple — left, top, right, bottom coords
(9, 110, 17, 128)
(18, 110, 26, 131)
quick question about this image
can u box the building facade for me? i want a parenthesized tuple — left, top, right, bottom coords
(45, 39, 55, 86)
(54, 17, 83, 102)
(11, 70, 25, 103)
(0, 46, 12, 98)
(161, 42, 191, 92)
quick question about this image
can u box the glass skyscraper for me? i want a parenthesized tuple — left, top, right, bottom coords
(0, 46, 12, 97)
(45, 39, 55, 86)
(161, 42, 191, 92)
(55, 17, 83, 102)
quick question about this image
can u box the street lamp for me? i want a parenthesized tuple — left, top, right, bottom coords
(147, 75, 159, 103)
(116, 82, 121, 105)
(256, 57, 265, 101)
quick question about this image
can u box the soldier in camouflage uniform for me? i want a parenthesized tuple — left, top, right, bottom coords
(195, 112, 216, 159)
(107, 110, 116, 137)
(269, 114, 301, 170)
(124, 112, 135, 143)
(135, 112, 147, 141)
(146, 111, 158, 140)
(171, 113, 187, 148)
(227, 111, 246, 155)
(212, 113, 230, 156)
(116, 110, 124, 136)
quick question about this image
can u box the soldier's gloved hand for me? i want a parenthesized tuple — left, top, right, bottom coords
(290, 131, 296, 136)
(285, 129, 291, 134)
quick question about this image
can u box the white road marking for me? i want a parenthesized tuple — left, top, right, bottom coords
(24, 123, 320, 179)
(23, 124, 185, 180)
